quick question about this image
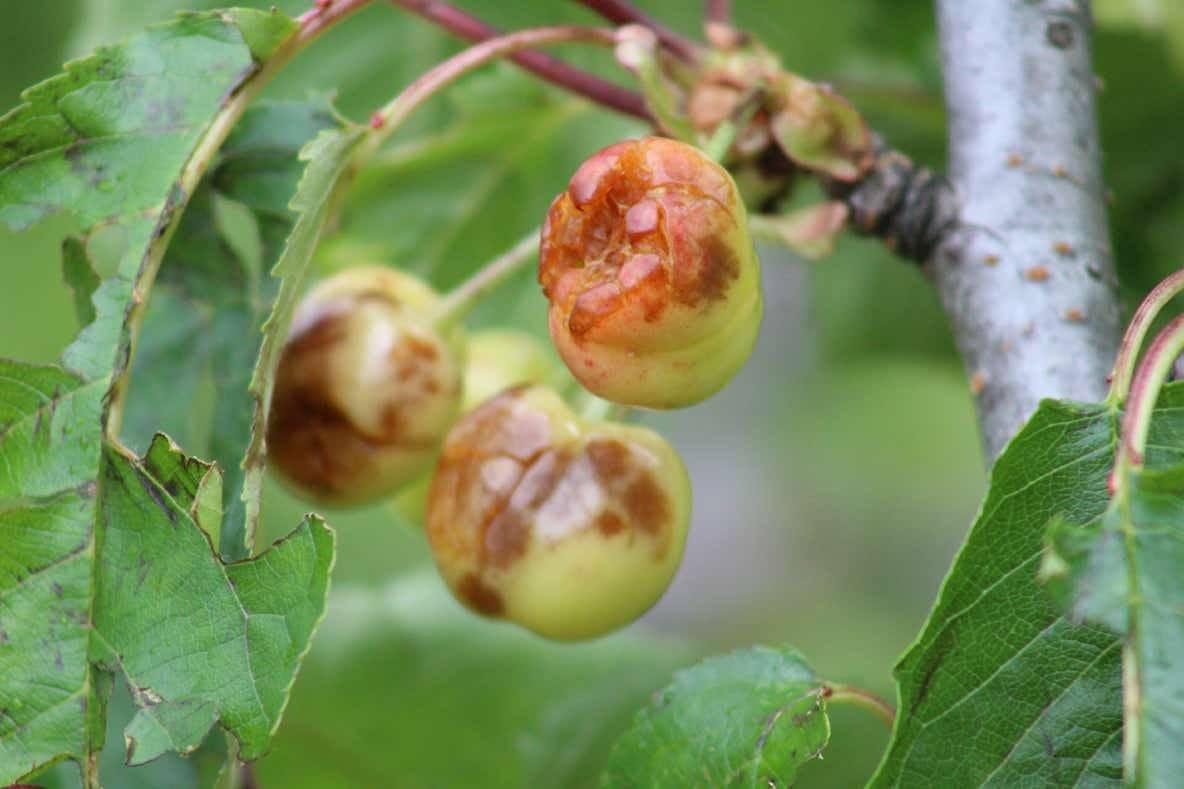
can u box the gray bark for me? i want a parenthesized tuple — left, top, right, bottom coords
(933, 0, 1121, 462)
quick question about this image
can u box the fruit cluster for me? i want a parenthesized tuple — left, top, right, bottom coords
(267, 137, 762, 639)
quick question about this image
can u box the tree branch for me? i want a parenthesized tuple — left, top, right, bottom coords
(571, 0, 701, 60)
(932, 0, 1120, 462)
(389, 0, 649, 119)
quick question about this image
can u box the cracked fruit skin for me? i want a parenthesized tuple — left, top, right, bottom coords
(426, 385, 691, 640)
(267, 265, 465, 507)
(540, 136, 762, 409)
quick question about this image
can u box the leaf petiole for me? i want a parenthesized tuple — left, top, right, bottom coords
(1106, 267, 1184, 408)
(821, 683, 895, 730)
(1114, 312, 1184, 481)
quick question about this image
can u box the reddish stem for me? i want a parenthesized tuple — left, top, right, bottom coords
(1116, 312, 1184, 480)
(705, 0, 732, 26)
(1107, 267, 1184, 406)
(572, 0, 700, 60)
(389, 0, 649, 119)
(297, 0, 375, 37)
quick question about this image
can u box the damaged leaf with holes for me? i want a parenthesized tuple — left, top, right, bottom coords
(0, 9, 336, 784)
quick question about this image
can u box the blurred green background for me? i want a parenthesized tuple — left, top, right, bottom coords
(3, 1, 1183, 786)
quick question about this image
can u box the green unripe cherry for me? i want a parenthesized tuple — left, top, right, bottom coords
(426, 385, 692, 640)
(539, 136, 763, 409)
(267, 266, 465, 507)
(392, 329, 557, 524)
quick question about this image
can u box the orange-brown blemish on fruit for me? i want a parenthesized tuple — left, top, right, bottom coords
(457, 573, 504, 616)
(624, 474, 670, 538)
(596, 510, 627, 536)
(428, 390, 679, 604)
(586, 438, 630, 480)
(539, 137, 744, 342)
(569, 282, 624, 339)
(268, 311, 376, 499)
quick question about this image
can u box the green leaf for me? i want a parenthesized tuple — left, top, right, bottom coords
(769, 73, 871, 181)
(254, 574, 698, 789)
(0, 361, 334, 782)
(0, 10, 281, 381)
(602, 646, 829, 788)
(224, 7, 298, 62)
(97, 438, 333, 767)
(0, 11, 338, 783)
(1044, 461, 1184, 785)
(61, 236, 100, 326)
(33, 680, 229, 789)
(867, 389, 1184, 785)
(240, 121, 366, 536)
(123, 98, 339, 561)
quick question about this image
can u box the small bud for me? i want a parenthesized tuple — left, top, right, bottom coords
(540, 137, 762, 409)
(426, 385, 691, 640)
(267, 266, 464, 506)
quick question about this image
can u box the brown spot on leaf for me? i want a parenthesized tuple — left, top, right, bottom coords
(1052, 241, 1074, 257)
(970, 371, 987, 396)
(1065, 307, 1086, 322)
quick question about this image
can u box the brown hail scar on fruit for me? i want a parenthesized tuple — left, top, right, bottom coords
(539, 136, 742, 341)
(427, 387, 673, 618)
(267, 290, 455, 501)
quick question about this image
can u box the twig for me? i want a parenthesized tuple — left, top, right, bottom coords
(1107, 268, 1184, 406)
(932, 0, 1121, 462)
(432, 231, 539, 328)
(359, 26, 619, 156)
(572, 0, 700, 61)
(388, 0, 649, 119)
(705, 0, 731, 26)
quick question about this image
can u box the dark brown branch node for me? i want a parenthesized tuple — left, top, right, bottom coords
(830, 148, 957, 263)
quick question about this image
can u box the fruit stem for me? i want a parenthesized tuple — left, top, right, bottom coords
(1106, 267, 1184, 408)
(388, 0, 650, 119)
(572, 0, 701, 61)
(433, 231, 540, 329)
(822, 683, 895, 730)
(705, 0, 732, 26)
(353, 26, 620, 165)
(1114, 312, 1184, 483)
